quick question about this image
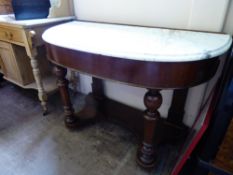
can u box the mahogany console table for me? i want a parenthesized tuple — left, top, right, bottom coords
(42, 21, 232, 168)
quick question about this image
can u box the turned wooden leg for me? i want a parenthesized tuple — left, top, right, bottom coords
(30, 56, 48, 115)
(137, 89, 162, 168)
(28, 30, 48, 115)
(54, 65, 78, 128)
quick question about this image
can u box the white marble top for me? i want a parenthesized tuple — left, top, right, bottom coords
(0, 14, 75, 28)
(42, 21, 232, 62)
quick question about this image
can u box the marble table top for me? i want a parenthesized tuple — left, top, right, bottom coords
(42, 21, 232, 62)
(0, 14, 75, 28)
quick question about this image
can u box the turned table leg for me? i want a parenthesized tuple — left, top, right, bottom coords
(54, 65, 78, 128)
(30, 55, 48, 115)
(137, 89, 162, 168)
(27, 30, 48, 115)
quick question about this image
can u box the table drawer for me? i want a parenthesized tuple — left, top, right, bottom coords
(0, 27, 24, 44)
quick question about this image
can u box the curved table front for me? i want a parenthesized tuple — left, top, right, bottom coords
(43, 21, 232, 168)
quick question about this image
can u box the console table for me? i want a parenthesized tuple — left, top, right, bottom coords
(0, 15, 74, 114)
(42, 21, 232, 168)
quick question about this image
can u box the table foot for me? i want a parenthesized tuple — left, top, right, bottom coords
(66, 108, 97, 129)
(43, 111, 48, 116)
(64, 113, 79, 129)
(137, 143, 157, 168)
(38, 91, 48, 116)
(137, 89, 162, 168)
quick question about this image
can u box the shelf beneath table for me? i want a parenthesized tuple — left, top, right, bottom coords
(4, 75, 58, 94)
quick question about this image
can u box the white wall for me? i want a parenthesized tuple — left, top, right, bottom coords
(74, 0, 229, 32)
(71, 0, 230, 126)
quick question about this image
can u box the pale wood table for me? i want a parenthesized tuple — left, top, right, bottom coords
(0, 15, 74, 114)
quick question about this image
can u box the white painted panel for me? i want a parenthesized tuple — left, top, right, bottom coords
(223, 0, 233, 35)
(187, 0, 229, 32)
(74, 0, 192, 29)
(79, 74, 92, 94)
(183, 56, 226, 126)
(183, 84, 207, 126)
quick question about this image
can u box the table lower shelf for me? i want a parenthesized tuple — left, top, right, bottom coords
(3, 75, 57, 94)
